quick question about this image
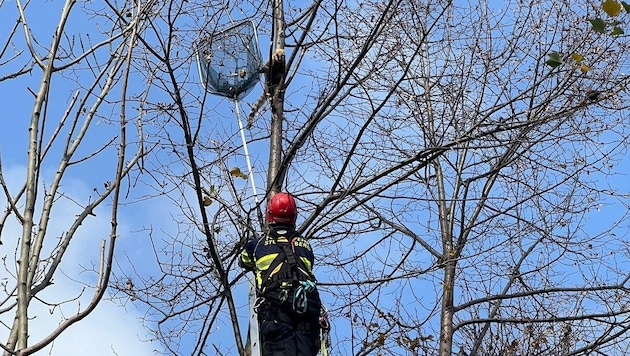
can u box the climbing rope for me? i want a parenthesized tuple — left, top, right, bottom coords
(292, 280, 316, 314)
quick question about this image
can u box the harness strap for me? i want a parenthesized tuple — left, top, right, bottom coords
(259, 232, 315, 295)
(259, 251, 291, 294)
(282, 241, 298, 269)
(257, 231, 318, 315)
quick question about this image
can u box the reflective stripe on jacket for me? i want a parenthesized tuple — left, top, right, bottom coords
(240, 226, 315, 289)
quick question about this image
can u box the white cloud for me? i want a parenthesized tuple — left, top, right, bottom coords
(29, 300, 155, 356)
(0, 165, 156, 355)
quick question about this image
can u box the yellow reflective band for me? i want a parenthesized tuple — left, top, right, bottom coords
(240, 250, 253, 268)
(299, 256, 313, 272)
(256, 253, 278, 271)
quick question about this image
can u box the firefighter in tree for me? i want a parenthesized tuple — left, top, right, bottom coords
(240, 192, 322, 356)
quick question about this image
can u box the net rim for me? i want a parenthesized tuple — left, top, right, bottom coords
(195, 20, 262, 99)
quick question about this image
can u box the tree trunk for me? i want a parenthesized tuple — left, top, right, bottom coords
(266, 0, 285, 194)
(440, 259, 456, 356)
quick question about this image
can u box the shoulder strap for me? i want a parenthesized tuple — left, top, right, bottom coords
(284, 231, 313, 279)
(259, 231, 314, 293)
(282, 232, 298, 268)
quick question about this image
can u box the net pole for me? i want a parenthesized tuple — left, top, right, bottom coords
(233, 98, 262, 356)
(234, 99, 259, 205)
(247, 274, 260, 356)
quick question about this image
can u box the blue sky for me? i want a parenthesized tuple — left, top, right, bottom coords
(4, 1, 630, 355)
(0, 2, 158, 354)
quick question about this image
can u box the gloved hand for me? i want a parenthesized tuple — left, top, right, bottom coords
(237, 238, 256, 271)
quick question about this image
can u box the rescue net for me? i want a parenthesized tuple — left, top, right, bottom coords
(196, 21, 262, 99)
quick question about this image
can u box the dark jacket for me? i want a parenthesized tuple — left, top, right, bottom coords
(240, 225, 316, 293)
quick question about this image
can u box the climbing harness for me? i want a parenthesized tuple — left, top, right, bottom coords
(261, 236, 303, 282)
(260, 233, 316, 296)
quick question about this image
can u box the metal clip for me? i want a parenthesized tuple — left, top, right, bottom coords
(279, 289, 289, 303)
(254, 296, 265, 313)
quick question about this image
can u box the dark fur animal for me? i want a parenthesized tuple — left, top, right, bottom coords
(247, 48, 286, 128)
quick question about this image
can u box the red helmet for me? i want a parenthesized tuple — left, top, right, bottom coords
(266, 192, 297, 225)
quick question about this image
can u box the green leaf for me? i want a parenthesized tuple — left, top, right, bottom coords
(546, 60, 561, 68)
(622, 1, 630, 12)
(546, 52, 563, 68)
(611, 26, 625, 35)
(548, 52, 562, 61)
(589, 18, 608, 33)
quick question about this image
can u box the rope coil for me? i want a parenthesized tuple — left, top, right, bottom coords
(292, 280, 316, 314)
